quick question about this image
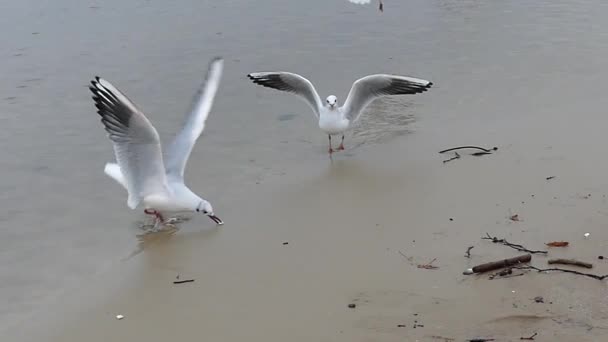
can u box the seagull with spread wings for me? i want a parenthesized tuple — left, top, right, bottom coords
(90, 57, 224, 227)
(247, 71, 432, 154)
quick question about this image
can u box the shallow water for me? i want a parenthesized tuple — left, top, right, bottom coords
(2, 0, 608, 336)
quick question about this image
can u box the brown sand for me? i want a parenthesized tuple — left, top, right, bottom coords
(10, 110, 608, 341)
(4, 1, 608, 341)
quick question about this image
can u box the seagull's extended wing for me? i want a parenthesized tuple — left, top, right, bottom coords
(247, 72, 323, 118)
(342, 74, 432, 122)
(165, 57, 224, 182)
(90, 77, 169, 209)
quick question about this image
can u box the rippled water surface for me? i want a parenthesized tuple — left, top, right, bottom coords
(2, 0, 608, 334)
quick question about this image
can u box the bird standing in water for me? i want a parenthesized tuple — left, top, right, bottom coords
(247, 72, 432, 154)
(90, 58, 225, 227)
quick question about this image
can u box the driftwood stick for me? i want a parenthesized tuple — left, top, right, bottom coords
(464, 254, 531, 275)
(520, 332, 538, 340)
(513, 265, 608, 280)
(482, 233, 548, 254)
(548, 259, 593, 269)
(439, 146, 498, 154)
(443, 152, 461, 163)
(465, 246, 474, 258)
(173, 279, 195, 284)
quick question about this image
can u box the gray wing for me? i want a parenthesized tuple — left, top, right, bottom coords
(247, 72, 323, 118)
(165, 57, 224, 182)
(342, 74, 432, 122)
(90, 77, 169, 209)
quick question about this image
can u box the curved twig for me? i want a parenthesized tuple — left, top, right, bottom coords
(513, 265, 608, 280)
(482, 233, 548, 254)
(439, 146, 498, 154)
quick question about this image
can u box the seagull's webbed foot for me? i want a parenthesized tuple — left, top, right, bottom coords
(144, 209, 168, 230)
(144, 209, 165, 221)
(336, 135, 345, 150)
(164, 216, 189, 225)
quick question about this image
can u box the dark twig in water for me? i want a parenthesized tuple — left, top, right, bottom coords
(397, 250, 415, 266)
(439, 146, 498, 154)
(443, 152, 461, 163)
(417, 258, 439, 270)
(489, 269, 527, 280)
(464, 254, 531, 275)
(465, 246, 474, 258)
(548, 258, 593, 269)
(378, 0, 383, 12)
(467, 339, 495, 342)
(513, 265, 608, 280)
(482, 233, 548, 254)
(520, 332, 538, 340)
(471, 151, 493, 156)
(173, 279, 195, 284)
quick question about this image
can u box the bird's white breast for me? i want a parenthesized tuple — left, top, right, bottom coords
(318, 108, 350, 135)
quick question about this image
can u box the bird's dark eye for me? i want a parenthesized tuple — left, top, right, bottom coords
(196, 208, 200, 212)
(202, 210, 208, 214)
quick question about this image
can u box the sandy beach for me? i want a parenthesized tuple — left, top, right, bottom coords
(3, 0, 608, 341)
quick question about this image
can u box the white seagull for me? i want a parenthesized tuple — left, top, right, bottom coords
(89, 57, 224, 226)
(247, 72, 432, 154)
(348, 0, 384, 12)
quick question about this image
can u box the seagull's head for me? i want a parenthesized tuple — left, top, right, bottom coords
(196, 200, 223, 225)
(326, 95, 338, 109)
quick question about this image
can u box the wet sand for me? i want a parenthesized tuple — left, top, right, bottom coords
(11, 110, 608, 341)
(4, 0, 608, 341)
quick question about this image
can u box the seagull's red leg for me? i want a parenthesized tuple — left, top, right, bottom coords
(337, 135, 345, 151)
(328, 135, 334, 154)
(144, 209, 165, 224)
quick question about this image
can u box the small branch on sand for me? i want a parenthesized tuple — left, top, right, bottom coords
(513, 265, 608, 280)
(471, 151, 493, 156)
(488, 267, 529, 280)
(463, 254, 531, 275)
(467, 338, 495, 342)
(520, 332, 538, 340)
(548, 259, 593, 269)
(482, 233, 548, 254)
(465, 246, 474, 258)
(439, 146, 498, 154)
(397, 250, 415, 266)
(173, 279, 195, 284)
(417, 258, 439, 270)
(443, 152, 461, 163)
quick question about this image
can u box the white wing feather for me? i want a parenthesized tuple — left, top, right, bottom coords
(104, 163, 127, 190)
(342, 74, 432, 122)
(165, 57, 224, 182)
(247, 72, 323, 118)
(90, 77, 169, 209)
